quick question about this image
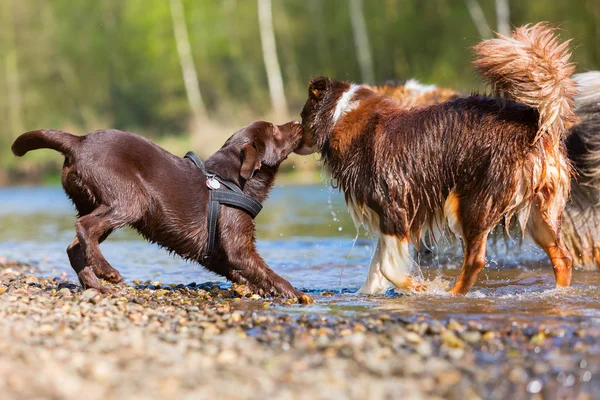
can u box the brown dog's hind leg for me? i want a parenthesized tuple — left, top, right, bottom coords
(92, 228, 123, 283)
(449, 231, 489, 295)
(527, 203, 572, 287)
(75, 205, 124, 289)
(67, 238, 113, 294)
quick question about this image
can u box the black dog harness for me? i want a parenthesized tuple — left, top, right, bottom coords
(184, 151, 262, 261)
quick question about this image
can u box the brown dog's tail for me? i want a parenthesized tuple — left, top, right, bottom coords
(11, 129, 82, 158)
(473, 23, 578, 145)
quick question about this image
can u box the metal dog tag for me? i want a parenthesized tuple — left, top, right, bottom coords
(206, 178, 221, 190)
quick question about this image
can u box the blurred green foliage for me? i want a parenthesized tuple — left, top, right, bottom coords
(1, 0, 598, 183)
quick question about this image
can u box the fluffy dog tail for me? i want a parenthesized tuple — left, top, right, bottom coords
(11, 129, 82, 158)
(473, 23, 578, 145)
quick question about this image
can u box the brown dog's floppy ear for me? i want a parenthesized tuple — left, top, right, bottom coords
(309, 77, 330, 100)
(240, 143, 261, 180)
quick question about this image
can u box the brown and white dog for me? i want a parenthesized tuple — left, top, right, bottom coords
(297, 24, 577, 295)
(366, 72, 600, 271)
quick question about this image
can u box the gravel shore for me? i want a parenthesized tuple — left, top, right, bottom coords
(0, 260, 598, 400)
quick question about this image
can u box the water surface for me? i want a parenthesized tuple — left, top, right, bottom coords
(1, 186, 600, 330)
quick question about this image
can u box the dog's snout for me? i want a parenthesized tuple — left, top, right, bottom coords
(278, 121, 303, 137)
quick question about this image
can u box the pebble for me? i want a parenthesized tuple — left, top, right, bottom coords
(461, 331, 482, 344)
(0, 262, 595, 399)
(441, 331, 465, 348)
(81, 288, 99, 302)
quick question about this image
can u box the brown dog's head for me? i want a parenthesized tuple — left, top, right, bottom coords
(206, 120, 303, 197)
(295, 77, 355, 156)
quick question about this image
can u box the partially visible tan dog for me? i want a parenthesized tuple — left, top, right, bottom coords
(367, 80, 460, 108)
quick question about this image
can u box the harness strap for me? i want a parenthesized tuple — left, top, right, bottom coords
(184, 151, 263, 262)
(207, 192, 220, 260)
(184, 151, 210, 177)
(185, 151, 244, 194)
(211, 190, 262, 218)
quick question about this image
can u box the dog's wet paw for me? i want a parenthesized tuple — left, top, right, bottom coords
(410, 281, 430, 292)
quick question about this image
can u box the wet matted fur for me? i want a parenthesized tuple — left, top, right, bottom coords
(367, 72, 600, 270)
(298, 24, 577, 295)
(12, 122, 313, 303)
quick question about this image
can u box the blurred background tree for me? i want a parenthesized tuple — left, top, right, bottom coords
(1, 0, 598, 185)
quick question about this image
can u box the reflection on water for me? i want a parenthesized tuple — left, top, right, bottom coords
(1, 186, 600, 327)
(0, 186, 364, 286)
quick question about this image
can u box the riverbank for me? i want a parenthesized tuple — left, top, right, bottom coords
(0, 260, 597, 399)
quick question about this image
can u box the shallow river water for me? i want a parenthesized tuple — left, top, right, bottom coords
(2, 185, 600, 330)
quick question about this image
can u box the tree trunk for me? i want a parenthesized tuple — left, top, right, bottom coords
(464, 0, 491, 39)
(309, 0, 333, 76)
(3, 0, 24, 138)
(257, 0, 287, 119)
(495, 0, 510, 36)
(349, 0, 374, 84)
(169, 0, 206, 119)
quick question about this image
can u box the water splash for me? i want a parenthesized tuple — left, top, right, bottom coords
(338, 230, 361, 287)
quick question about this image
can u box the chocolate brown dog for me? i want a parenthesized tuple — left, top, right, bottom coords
(12, 121, 311, 302)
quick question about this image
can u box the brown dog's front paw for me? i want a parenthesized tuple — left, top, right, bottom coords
(282, 286, 315, 304)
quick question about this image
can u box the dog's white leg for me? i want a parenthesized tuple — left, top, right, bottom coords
(379, 235, 414, 289)
(357, 237, 393, 294)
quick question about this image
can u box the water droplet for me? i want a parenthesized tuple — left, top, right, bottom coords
(292, 165, 296, 169)
(338, 227, 343, 232)
(580, 359, 588, 369)
(564, 374, 575, 387)
(527, 380, 542, 394)
(279, 233, 283, 237)
(582, 371, 592, 382)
